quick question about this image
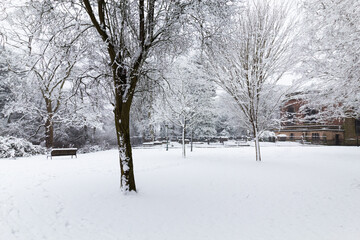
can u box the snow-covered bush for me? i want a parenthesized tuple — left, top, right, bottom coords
(259, 131, 276, 142)
(78, 142, 111, 154)
(0, 136, 45, 158)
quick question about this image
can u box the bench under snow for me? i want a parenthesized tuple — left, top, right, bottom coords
(48, 148, 78, 159)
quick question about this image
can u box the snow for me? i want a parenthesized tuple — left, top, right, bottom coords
(0, 136, 45, 158)
(1, 145, 360, 240)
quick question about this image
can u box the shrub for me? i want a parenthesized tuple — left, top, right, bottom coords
(78, 142, 112, 154)
(0, 136, 45, 158)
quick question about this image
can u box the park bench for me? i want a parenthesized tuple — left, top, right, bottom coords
(48, 148, 78, 159)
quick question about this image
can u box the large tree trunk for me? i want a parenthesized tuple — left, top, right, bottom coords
(114, 91, 137, 192)
(81, 0, 159, 193)
(108, 52, 141, 192)
(45, 98, 54, 149)
(44, 116, 54, 149)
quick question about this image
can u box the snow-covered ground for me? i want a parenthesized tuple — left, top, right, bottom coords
(1, 144, 360, 240)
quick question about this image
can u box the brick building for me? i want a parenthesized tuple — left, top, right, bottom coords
(275, 94, 360, 146)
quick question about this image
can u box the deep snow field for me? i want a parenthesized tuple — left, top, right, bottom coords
(1, 143, 360, 240)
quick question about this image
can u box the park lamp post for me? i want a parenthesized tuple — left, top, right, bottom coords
(356, 119, 359, 147)
(190, 128, 193, 152)
(165, 124, 169, 151)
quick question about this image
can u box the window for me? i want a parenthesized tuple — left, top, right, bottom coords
(287, 106, 295, 119)
(285, 106, 296, 126)
(290, 133, 294, 141)
(312, 133, 320, 140)
(356, 119, 360, 135)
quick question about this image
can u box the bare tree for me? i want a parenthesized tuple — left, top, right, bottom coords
(204, 0, 298, 161)
(79, 0, 193, 192)
(300, 0, 360, 119)
(158, 53, 215, 158)
(3, 1, 88, 149)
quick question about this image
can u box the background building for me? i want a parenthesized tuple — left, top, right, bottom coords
(275, 94, 360, 146)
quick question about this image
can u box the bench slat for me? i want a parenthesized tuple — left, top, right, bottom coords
(49, 148, 77, 159)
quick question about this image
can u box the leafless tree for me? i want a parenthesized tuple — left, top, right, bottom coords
(300, 0, 360, 119)
(79, 0, 193, 192)
(3, 1, 88, 149)
(157, 53, 215, 158)
(204, 0, 298, 161)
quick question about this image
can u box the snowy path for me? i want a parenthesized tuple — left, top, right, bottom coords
(0, 146, 359, 240)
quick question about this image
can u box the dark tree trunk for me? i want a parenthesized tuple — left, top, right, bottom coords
(45, 116, 54, 149)
(114, 99, 136, 192)
(81, 0, 167, 192)
(113, 66, 137, 191)
(45, 98, 54, 149)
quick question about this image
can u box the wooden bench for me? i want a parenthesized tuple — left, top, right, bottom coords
(48, 148, 77, 159)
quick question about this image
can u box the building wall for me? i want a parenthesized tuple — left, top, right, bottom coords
(276, 129, 345, 145)
(343, 118, 360, 146)
(277, 97, 358, 146)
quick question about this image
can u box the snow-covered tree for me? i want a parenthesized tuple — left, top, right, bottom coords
(300, 0, 360, 119)
(2, 1, 93, 149)
(186, 0, 237, 50)
(77, 0, 198, 192)
(0, 47, 10, 110)
(204, 0, 298, 161)
(130, 74, 162, 143)
(215, 91, 249, 138)
(158, 53, 216, 157)
(0, 1, 111, 150)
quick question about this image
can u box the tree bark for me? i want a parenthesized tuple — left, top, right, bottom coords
(81, 0, 180, 192)
(182, 122, 186, 158)
(252, 124, 261, 162)
(254, 134, 261, 162)
(45, 98, 54, 149)
(44, 116, 54, 149)
(114, 96, 137, 192)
